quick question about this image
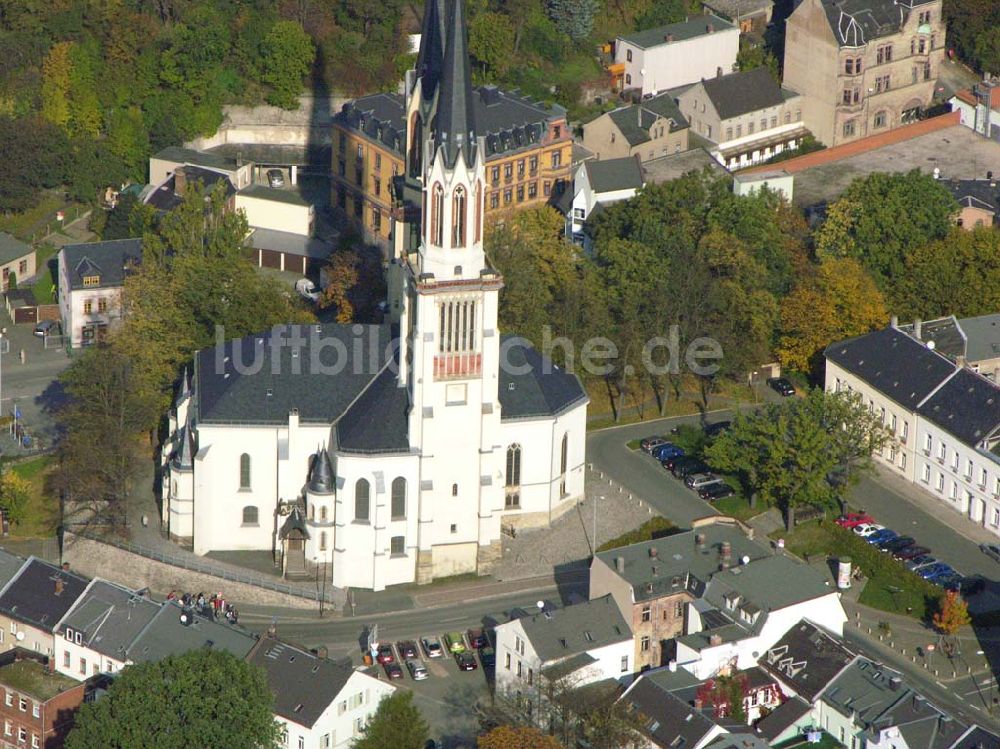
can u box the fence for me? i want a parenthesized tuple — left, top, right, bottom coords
(67, 531, 338, 604)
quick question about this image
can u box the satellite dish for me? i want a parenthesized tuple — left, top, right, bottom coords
(536, 600, 545, 610)
(179, 613, 190, 626)
(14, 632, 24, 641)
(927, 340, 936, 350)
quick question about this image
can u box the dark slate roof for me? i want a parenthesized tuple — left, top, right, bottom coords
(238, 184, 310, 206)
(416, 0, 448, 100)
(621, 676, 722, 749)
(956, 313, 1000, 364)
(0, 233, 31, 266)
(498, 335, 588, 420)
(308, 449, 334, 494)
(705, 734, 773, 749)
(335, 365, 411, 454)
(125, 601, 256, 663)
(515, 595, 630, 662)
(248, 636, 357, 729)
(700, 67, 786, 119)
(195, 324, 393, 425)
(146, 167, 236, 212)
(279, 506, 309, 541)
(755, 696, 812, 740)
(621, 14, 735, 48)
(897, 317, 966, 360)
(433, 0, 478, 169)
(704, 555, 833, 618)
(824, 327, 957, 410)
(57, 581, 160, 660)
(152, 146, 239, 172)
(247, 229, 334, 260)
(0, 551, 23, 591)
(952, 727, 1000, 749)
(61, 238, 142, 292)
(0, 558, 89, 631)
(946, 179, 1000, 217)
(585, 157, 644, 193)
(917, 368, 1000, 447)
(820, 0, 933, 47)
(759, 620, 856, 701)
(606, 94, 689, 148)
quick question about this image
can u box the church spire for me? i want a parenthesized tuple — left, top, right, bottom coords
(434, 0, 477, 169)
(416, 0, 448, 99)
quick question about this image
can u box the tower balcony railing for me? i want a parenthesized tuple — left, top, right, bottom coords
(434, 352, 482, 379)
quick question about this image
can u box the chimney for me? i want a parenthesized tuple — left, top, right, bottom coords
(720, 541, 732, 570)
(890, 314, 898, 328)
(61, 562, 70, 572)
(695, 532, 706, 549)
(914, 318, 922, 340)
(709, 633, 723, 646)
(707, 22, 714, 33)
(717, 67, 723, 78)
(889, 676, 902, 691)
(236, 150, 243, 167)
(668, 660, 677, 672)
(174, 166, 187, 197)
(315, 645, 329, 659)
(649, 547, 658, 558)
(615, 556, 625, 573)
(54, 578, 64, 596)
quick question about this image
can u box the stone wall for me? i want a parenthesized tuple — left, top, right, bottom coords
(187, 94, 349, 150)
(62, 533, 334, 611)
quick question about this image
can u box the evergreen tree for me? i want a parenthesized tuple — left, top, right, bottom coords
(547, 0, 598, 40)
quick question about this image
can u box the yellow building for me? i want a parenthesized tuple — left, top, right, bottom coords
(332, 87, 572, 247)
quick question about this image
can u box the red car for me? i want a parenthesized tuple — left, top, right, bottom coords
(467, 628, 488, 649)
(376, 643, 395, 665)
(836, 512, 874, 529)
(384, 661, 404, 679)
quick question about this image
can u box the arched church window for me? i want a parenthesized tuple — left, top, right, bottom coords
(355, 479, 370, 521)
(242, 505, 258, 525)
(391, 478, 406, 519)
(239, 453, 251, 490)
(321, 505, 328, 522)
(432, 183, 444, 246)
(453, 186, 467, 247)
(474, 181, 482, 244)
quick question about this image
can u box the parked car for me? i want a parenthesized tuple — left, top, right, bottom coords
(904, 555, 938, 571)
(455, 652, 478, 671)
(478, 646, 496, 669)
(445, 632, 466, 654)
(699, 483, 735, 501)
(932, 573, 964, 591)
(685, 473, 722, 490)
(880, 536, 915, 553)
(894, 545, 930, 561)
(641, 436, 668, 452)
(852, 523, 884, 537)
(422, 636, 444, 658)
(267, 168, 285, 188)
(767, 377, 796, 396)
(918, 563, 954, 580)
(865, 528, 898, 545)
(661, 453, 689, 471)
(980, 543, 1000, 563)
(384, 661, 404, 680)
(836, 512, 874, 529)
(397, 641, 419, 660)
(467, 628, 488, 649)
(295, 278, 320, 303)
(376, 643, 395, 665)
(33, 320, 56, 337)
(652, 443, 683, 461)
(704, 421, 731, 437)
(672, 458, 709, 479)
(961, 576, 986, 596)
(406, 660, 429, 680)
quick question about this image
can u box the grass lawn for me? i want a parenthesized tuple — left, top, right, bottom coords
(859, 570, 937, 621)
(626, 439, 642, 450)
(711, 489, 763, 522)
(597, 516, 678, 552)
(6, 456, 58, 538)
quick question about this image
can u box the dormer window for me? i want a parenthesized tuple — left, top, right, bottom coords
(83, 275, 100, 287)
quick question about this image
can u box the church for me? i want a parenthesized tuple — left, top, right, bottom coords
(160, 0, 589, 592)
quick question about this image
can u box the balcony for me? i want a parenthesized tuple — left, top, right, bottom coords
(434, 353, 482, 380)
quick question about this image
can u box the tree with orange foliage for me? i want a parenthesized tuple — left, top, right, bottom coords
(933, 589, 971, 636)
(320, 250, 359, 323)
(477, 726, 566, 749)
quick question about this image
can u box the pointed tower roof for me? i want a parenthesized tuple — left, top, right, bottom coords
(434, 0, 478, 168)
(173, 425, 194, 471)
(417, 0, 448, 99)
(307, 449, 334, 495)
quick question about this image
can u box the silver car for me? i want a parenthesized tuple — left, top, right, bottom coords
(422, 636, 443, 658)
(407, 659, 428, 680)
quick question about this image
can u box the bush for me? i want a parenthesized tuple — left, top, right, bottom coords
(597, 516, 678, 551)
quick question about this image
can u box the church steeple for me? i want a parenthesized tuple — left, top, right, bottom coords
(416, 0, 448, 99)
(433, 0, 477, 169)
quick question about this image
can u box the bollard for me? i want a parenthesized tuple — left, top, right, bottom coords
(934, 669, 938, 676)
(867, 627, 872, 634)
(901, 649, 905, 655)
(911, 655, 916, 663)
(889, 641, 894, 648)
(857, 620, 862, 628)
(968, 666, 972, 674)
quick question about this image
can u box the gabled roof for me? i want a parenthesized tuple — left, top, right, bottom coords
(951, 727, 1000, 749)
(0, 558, 89, 631)
(699, 67, 787, 120)
(818, 0, 933, 48)
(620, 14, 735, 48)
(57, 580, 160, 660)
(61, 238, 142, 292)
(824, 327, 957, 410)
(620, 674, 724, 749)
(584, 157, 644, 193)
(0, 233, 32, 267)
(335, 364, 411, 453)
(605, 94, 689, 148)
(125, 601, 256, 663)
(705, 734, 772, 749)
(499, 335, 588, 420)
(247, 636, 363, 729)
(755, 696, 812, 740)
(916, 368, 1000, 447)
(513, 595, 630, 663)
(759, 620, 856, 701)
(945, 179, 1000, 217)
(145, 167, 236, 212)
(896, 317, 966, 360)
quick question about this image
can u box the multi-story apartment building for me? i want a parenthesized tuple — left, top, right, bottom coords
(782, 0, 946, 147)
(331, 87, 572, 248)
(0, 649, 87, 749)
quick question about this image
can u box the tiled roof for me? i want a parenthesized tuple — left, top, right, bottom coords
(620, 675, 723, 748)
(60, 238, 143, 292)
(0, 558, 89, 631)
(605, 93, 689, 148)
(0, 233, 31, 267)
(896, 316, 966, 360)
(755, 696, 812, 740)
(499, 335, 588, 420)
(125, 601, 256, 663)
(620, 14, 735, 48)
(58, 580, 160, 661)
(335, 364, 411, 454)
(759, 620, 856, 701)
(700, 67, 786, 120)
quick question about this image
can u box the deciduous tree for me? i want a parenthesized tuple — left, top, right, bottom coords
(353, 692, 428, 749)
(0, 469, 31, 525)
(261, 20, 314, 109)
(933, 590, 971, 636)
(470, 11, 516, 78)
(40, 41, 73, 130)
(478, 726, 566, 749)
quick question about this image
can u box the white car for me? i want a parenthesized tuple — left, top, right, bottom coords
(853, 523, 884, 537)
(406, 660, 428, 680)
(295, 278, 320, 303)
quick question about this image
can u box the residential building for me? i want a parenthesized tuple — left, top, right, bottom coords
(143, 164, 237, 213)
(0, 648, 87, 749)
(0, 235, 35, 291)
(57, 239, 143, 348)
(122, 601, 257, 664)
(53, 580, 159, 680)
(332, 54, 572, 247)
(0, 560, 88, 659)
(493, 595, 632, 704)
(247, 636, 394, 749)
(782, 0, 946, 147)
(162, 0, 589, 592)
(676, 67, 808, 169)
(580, 94, 689, 162)
(950, 79, 1000, 140)
(732, 169, 793, 201)
(701, 0, 773, 33)
(615, 15, 740, 96)
(943, 178, 999, 228)
(565, 157, 644, 246)
(896, 313, 1000, 378)
(235, 185, 314, 236)
(149, 146, 253, 190)
(247, 229, 334, 277)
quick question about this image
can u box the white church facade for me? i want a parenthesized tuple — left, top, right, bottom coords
(160, 0, 588, 592)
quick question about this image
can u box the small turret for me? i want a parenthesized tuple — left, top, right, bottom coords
(172, 418, 195, 472)
(308, 448, 334, 495)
